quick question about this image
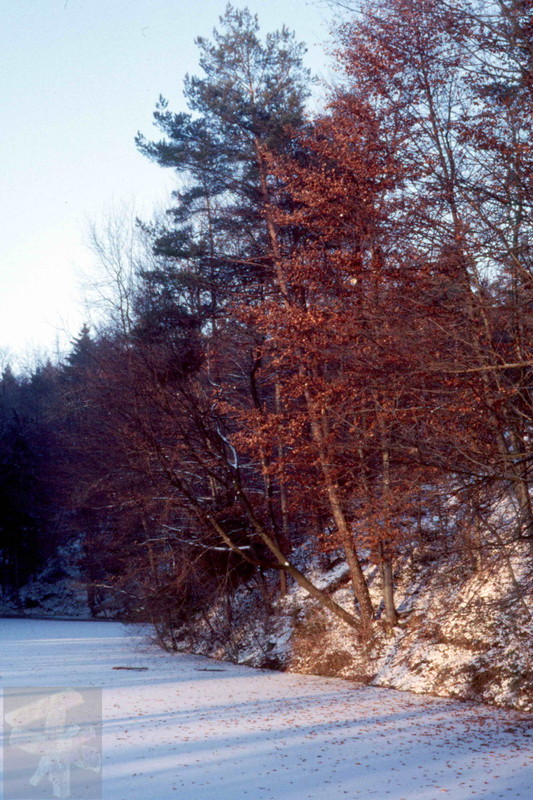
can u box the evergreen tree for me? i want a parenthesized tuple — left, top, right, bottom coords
(135, 4, 312, 320)
(0, 364, 61, 595)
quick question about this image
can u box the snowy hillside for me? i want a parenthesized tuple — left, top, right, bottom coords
(164, 544, 533, 712)
(0, 541, 90, 619)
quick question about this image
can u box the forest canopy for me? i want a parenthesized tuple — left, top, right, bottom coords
(2, 1, 533, 643)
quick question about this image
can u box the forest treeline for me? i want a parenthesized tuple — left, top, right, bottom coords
(1, 1, 533, 641)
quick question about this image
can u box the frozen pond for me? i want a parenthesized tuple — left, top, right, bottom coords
(0, 618, 531, 799)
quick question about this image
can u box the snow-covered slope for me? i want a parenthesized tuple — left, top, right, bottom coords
(0, 540, 90, 618)
(166, 546, 533, 712)
(0, 618, 532, 800)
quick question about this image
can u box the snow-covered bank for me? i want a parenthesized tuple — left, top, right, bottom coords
(0, 541, 91, 619)
(169, 546, 533, 712)
(0, 618, 531, 799)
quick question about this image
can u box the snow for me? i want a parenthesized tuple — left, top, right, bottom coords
(1, 618, 532, 799)
(1, 541, 90, 619)
(275, 546, 533, 712)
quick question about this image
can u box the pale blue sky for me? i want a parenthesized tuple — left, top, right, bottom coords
(1, 0, 336, 366)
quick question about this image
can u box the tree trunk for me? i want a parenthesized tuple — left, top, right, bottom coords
(379, 442, 398, 626)
(379, 541, 398, 627)
(303, 385, 374, 628)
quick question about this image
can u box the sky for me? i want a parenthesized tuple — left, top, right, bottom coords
(0, 0, 336, 369)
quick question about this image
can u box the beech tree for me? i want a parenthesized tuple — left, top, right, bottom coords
(313, 0, 533, 564)
(233, 0, 533, 630)
(236, 95, 427, 628)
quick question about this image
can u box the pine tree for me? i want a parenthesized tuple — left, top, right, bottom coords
(136, 4, 312, 320)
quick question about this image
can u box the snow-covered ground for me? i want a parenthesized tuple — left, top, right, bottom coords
(0, 618, 531, 800)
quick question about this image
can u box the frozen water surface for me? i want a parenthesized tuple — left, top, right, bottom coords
(1, 618, 531, 799)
